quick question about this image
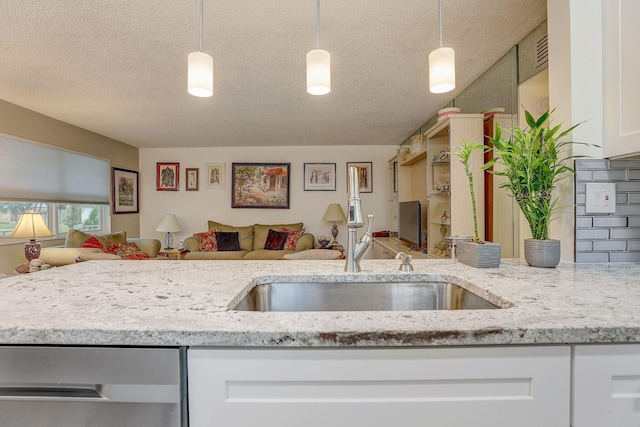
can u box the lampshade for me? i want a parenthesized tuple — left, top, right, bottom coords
(188, 0, 213, 98)
(8, 210, 54, 239)
(9, 210, 54, 262)
(156, 214, 181, 250)
(155, 214, 182, 233)
(322, 203, 346, 222)
(429, 47, 456, 93)
(306, 48, 331, 95)
(428, 0, 455, 94)
(188, 51, 214, 97)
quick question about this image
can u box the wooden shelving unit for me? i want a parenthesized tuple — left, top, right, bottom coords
(424, 115, 484, 258)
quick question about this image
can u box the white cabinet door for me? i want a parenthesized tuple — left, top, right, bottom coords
(573, 344, 640, 427)
(188, 346, 569, 427)
(603, 0, 640, 158)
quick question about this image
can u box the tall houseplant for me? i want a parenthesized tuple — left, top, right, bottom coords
(484, 109, 587, 267)
(452, 140, 500, 268)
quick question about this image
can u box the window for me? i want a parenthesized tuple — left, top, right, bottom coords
(0, 202, 107, 238)
(0, 133, 111, 240)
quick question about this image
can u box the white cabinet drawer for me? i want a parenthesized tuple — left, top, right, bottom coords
(188, 346, 569, 427)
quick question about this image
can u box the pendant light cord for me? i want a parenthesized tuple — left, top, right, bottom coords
(438, 0, 443, 48)
(316, 0, 320, 49)
(199, 0, 204, 52)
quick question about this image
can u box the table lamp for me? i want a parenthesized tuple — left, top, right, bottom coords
(8, 210, 54, 262)
(322, 203, 346, 247)
(156, 214, 181, 249)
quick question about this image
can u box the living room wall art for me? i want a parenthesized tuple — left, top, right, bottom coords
(205, 163, 225, 189)
(231, 163, 290, 209)
(112, 167, 139, 214)
(156, 162, 179, 191)
(346, 162, 373, 193)
(186, 168, 199, 191)
(304, 163, 336, 191)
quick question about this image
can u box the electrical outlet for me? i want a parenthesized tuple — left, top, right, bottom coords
(585, 182, 616, 214)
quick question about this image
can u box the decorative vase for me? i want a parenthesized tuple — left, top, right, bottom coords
(524, 239, 561, 268)
(456, 241, 501, 268)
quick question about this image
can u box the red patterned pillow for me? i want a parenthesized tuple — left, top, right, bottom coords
(81, 236, 106, 252)
(282, 228, 304, 251)
(194, 230, 218, 252)
(105, 241, 150, 260)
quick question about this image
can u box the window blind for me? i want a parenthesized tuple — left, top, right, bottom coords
(0, 134, 110, 204)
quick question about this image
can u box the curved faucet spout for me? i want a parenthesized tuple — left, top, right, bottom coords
(345, 214, 373, 273)
(345, 166, 373, 272)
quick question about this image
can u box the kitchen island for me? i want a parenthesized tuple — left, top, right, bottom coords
(1, 258, 639, 346)
(2, 259, 640, 427)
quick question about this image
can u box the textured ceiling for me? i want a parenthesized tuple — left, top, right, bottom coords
(0, 1, 546, 148)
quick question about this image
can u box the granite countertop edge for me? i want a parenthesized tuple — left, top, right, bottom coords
(1, 258, 639, 348)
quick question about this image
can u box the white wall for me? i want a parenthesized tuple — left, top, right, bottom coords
(547, 0, 605, 261)
(139, 145, 396, 246)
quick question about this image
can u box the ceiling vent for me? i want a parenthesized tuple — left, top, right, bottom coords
(535, 34, 548, 68)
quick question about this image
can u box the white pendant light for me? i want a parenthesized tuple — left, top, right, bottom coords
(429, 0, 455, 94)
(306, 0, 330, 95)
(188, 0, 213, 97)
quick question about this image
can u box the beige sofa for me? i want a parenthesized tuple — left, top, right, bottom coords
(40, 229, 162, 266)
(184, 221, 315, 260)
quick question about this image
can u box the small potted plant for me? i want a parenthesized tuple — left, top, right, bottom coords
(484, 108, 590, 267)
(452, 139, 501, 268)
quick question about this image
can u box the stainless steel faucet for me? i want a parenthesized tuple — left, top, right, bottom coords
(345, 166, 374, 272)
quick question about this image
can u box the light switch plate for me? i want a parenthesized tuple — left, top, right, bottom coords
(585, 182, 616, 213)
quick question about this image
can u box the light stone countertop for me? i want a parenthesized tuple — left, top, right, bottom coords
(0, 258, 639, 347)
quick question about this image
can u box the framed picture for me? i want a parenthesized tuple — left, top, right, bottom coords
(232, 163, 290, 209)
(304, 163, 336, 191)
(157, 162, 179, 191)
(112, 167, 139, 214)
(205, 163, 225, 189)
(346, 162, 373, 193)
(186, 168, 199, 191)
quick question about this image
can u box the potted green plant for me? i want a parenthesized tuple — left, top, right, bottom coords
(484, 108, 588, 267)
(452, 139, 501, 268)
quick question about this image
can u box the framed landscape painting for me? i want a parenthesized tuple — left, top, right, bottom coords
(304, 163, 336, 191)
(346, 162, 373, 193)
(157, 162, 179, 191)
(232, 163, 290, 209)
(112, 167, 139, 214)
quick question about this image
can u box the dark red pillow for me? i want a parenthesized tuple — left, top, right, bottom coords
(215, 231, 240, 251)
(81, 236, 105, 252)
(264, 229, 289, 250)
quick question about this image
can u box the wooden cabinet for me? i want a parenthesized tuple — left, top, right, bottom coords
(391, 115, 484, 258)
(424, 115, 484, 257)
(573, 344, 640, 426)
(188, 346, 570, 427)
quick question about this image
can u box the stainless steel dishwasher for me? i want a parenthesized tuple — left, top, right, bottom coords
(0, 346, 187, 427)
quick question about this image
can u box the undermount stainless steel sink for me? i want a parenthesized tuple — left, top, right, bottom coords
(233, 281, 501, 312)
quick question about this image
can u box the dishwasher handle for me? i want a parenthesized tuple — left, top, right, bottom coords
(0, 383, 181, 403)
